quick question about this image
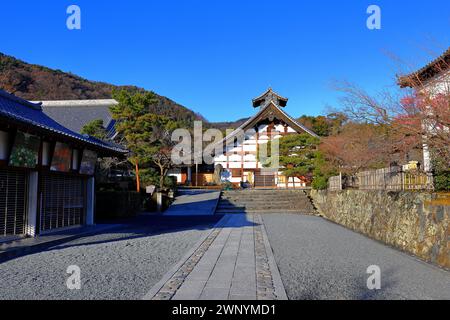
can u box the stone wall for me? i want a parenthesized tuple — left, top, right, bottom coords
(309, 190, 449, 269)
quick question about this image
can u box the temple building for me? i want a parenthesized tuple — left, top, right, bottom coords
(0, 90, 126, 241)
(399, 47, 450, 173)
(213, 88, 318, 188)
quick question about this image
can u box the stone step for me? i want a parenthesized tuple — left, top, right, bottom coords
(222, 192, 308, 196)
(221, 197, 310, 202)
(215, 209, 313, 214)
(216, 189, 316, 215)
(217, 202, 313, 208)
(222, 194, 309, 198)
(220, 202, 313, 208)
(222, 193, 306, 198)
(220, 198, 310, 203)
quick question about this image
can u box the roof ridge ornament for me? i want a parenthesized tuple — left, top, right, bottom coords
(252, 87, 288, 108)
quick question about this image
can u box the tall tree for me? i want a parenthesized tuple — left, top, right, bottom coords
(297, 113, 347, 137)
(320, 122, 395, 174)
(334, 80, 450, 168)
(110, 89, 179, 190)
(262, 133, 322, 186)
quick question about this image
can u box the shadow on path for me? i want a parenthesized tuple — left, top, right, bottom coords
(0, 214, 258, 263)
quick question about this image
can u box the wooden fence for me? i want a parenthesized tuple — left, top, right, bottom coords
(328, 167, 434, 191)
(328, 174, 342, 191)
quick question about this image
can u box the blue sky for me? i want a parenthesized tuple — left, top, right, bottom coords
(1, 0, 449, 122)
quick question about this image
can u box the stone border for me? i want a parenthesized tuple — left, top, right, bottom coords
(253, 215, 288, 300)
(212, 191, 223, 215)
(142, 215, 230, 300)
(259, 215, 288, 300)
(143, 214, 288, 300)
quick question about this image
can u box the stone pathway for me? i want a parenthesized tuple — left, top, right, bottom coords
(144, 214, 287, 300)
(164, 189, 221, 216)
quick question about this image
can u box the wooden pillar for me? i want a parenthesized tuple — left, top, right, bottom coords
(255, 127, 259, 170)
(195, 163, 199, 187)
(135, 162, 140, 192)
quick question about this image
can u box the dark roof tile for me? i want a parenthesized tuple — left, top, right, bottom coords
(0, 90, 126, 155)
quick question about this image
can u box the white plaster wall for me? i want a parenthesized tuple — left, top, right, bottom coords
(243, 144, 257, 152)
(229, 154, 242, 162)
(423, 69, 450, 96)
(243, 162, 257, 169)
(243, 154, 257, 162)
(215, 155, 227, 162)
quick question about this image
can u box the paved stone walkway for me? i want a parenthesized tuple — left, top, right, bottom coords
(144, 214, 287, 300)
(164, 189, 221, 216)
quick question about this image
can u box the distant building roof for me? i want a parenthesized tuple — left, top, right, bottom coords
(252, 88, 289, 108)
(0, 90, 126, 156)
(398, 47, 450, 88)
(34, 99, 118, 139)
(217, 91, 318, 148)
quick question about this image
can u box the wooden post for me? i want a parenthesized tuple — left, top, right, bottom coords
(156, 192, 163, 212)
(195, 163, 199, 187)
(135, 161, 141, 193)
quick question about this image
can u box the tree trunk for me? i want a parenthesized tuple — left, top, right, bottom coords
(159, 166, 165, 190)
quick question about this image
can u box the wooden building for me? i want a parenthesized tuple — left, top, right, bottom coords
(398, 47, 450, 173)
(0, 90, 127, 241)
(213, 88, 318, 188)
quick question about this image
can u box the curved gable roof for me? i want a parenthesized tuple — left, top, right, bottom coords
(219, 101, 319, 146)
(398, 47, 450, 88)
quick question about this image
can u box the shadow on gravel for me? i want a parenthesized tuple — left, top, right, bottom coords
(0, 214, 258, 263)
(354, 267, 398, 300)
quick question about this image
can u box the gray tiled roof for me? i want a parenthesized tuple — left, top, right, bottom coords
(36, 100, 118, 138)
(0, 91, 126, 155)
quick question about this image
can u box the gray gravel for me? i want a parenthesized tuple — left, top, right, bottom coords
(263, 214, 450, 300)
(0, 216, 220, 300)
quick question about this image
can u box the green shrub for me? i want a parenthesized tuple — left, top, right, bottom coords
(434, 171, 450, 191)
(312, 175, 328, 190)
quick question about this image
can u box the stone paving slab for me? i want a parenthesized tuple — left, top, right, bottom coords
(144, 214, 287, 300)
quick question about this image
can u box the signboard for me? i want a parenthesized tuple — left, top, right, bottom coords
(146, 185, 156, 195)
(79, 149, 97, 175)
(51, 142, 72, 172)
(9, 131, 40, 168)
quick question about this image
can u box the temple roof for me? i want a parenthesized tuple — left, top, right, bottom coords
(35, 99, 118, 139)
(217, 100, 319, 148)
(398, 47, 450, 88)
(252, 88, 289, 108)
(0, 89, 127, 156)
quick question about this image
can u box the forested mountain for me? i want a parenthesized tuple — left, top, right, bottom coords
(1, 52, 324, 132)
(0, 52, 206, 125)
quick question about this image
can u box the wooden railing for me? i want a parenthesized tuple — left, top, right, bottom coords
(328, 174, 342, 191)
(328, 167, 434, 191)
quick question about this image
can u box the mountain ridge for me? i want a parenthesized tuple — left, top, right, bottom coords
(0, 52, 248, 129)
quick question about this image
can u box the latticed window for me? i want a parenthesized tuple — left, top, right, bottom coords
(0, 169, 28, 237)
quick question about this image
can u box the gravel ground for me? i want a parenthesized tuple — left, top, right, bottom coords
(0, 216, 221, 300)
(263, 214, 450, 300)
